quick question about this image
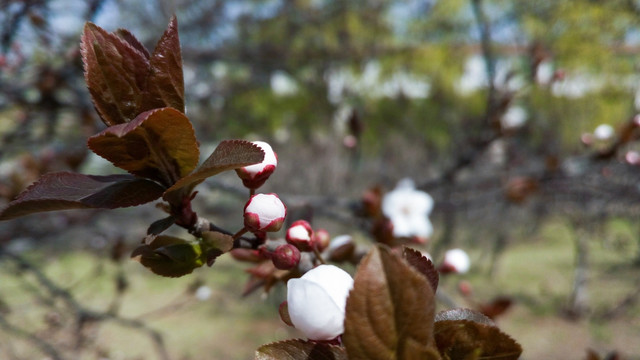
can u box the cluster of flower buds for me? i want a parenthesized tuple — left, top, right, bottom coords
(238, 141, 286, 235)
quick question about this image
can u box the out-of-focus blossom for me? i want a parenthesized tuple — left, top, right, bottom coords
(312, 229, 331, 252)
(244, 193, 286, 232)
(286, 220, 314, 251)
(382, 178, 434, 241)
(236, 141, 278, 189)
(327, 235, 355, 262)
(626, 151, 640, 165)
(500, 106, 527, 130)
(441, 248, 470, 274)
(195, 285, 213, 301)
(287, 265, 354, 340)
(593, 124, 615, 141)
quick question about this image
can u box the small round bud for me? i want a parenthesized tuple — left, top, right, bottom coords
(236, 141, 278, 189)
(327, 235, 355, 263)
(286, 220, 314, 251)
(312, 228, 331, 252)
(244, 193, 287, 232)
(272, 244, 301, 270)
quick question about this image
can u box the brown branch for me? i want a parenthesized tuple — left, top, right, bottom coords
(0, 249, 171, 360)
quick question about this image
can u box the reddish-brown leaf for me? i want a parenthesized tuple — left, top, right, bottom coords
(88, 107, 199, 187)
(144, 16, 185, 112)
(81, 22, 150, 126)
(255, 339, 347, 360)
(403, 247, 439, 293)
(163, 140, 264, 201)
(0, 172, 164, 220)
(343, 245, 441, 360)
(433, 319, 522, 360)
(115, 28, 150, 59)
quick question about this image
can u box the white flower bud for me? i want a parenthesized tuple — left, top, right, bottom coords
(286, 220, 314, 251)
(244, 193, 286, 232)
(236, 141, 278, 189)
(287, 265, 354, 340)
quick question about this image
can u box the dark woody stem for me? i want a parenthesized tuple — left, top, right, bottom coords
(232, 227, 249, 240)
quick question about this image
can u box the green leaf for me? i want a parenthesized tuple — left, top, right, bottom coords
(433, 318, 522, 360)
(147, 215, 175, 235)
(0, 172, 164, 221)
(201, 231, 234, 266)
(88, 107, 199, 187)
(403, 246, 439, 293)
(144, 16, 185, 113)
(81, 22, 150, 126)
(131, 235, 204, 278)
(343, 245, 441, 360)
(163, 140, 264, 201)
(255, 339, 347, 360)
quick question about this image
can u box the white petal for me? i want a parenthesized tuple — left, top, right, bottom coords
(246, 194, 285, 228)
(287, 278, 345, 340)
(242, 141, 277, 175)
(300, 265, 353, 310)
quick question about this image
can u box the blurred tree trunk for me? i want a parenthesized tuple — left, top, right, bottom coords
(567, 221, 591, 318)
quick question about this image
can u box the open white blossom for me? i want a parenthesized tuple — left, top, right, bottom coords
(287, 265, 354, 340)
(382, 178, 434, 240)
(501, 106, 527, 130)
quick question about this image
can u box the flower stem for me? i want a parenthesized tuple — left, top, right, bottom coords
(312, 245, 326, 265)
(232, 227, 249, 240)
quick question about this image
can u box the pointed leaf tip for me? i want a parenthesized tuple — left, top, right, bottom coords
(163, 140, 264, 201)
(343, 245, 440, 360)
(81, 22, 150, 126)
(403, 246, 439, 292)
(145, 15, 184, 112)
(87, 107, 199, 187)
(0, 172, 164, 221)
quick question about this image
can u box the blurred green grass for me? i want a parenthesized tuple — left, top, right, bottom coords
(1, 219, 639, 359)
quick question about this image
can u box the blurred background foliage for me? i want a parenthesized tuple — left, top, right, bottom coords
(2, 0, 640, 359)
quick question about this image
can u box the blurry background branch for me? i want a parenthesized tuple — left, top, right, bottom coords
(1, 0, 640, 358)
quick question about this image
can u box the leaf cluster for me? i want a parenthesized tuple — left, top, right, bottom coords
(0, 18, 265, 277)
